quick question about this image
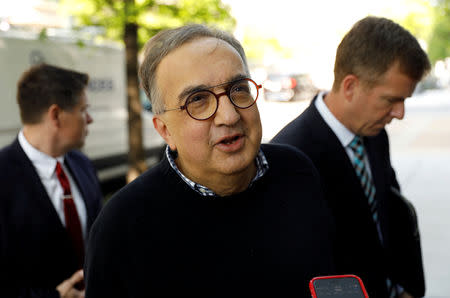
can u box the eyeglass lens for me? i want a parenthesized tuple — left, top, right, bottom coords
(186, 79, 258, 120)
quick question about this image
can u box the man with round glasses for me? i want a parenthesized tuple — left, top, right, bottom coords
(85, 24, 336, 298)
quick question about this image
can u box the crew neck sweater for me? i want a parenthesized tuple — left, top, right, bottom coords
(85, 143, 335, 298)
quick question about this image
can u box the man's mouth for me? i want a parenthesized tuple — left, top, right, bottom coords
(215, 133, 245, 152)
(219, 135, 241, 145)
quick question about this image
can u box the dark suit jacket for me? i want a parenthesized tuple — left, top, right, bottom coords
(271, 98, 425, 297)
(0, 138, 102, 298)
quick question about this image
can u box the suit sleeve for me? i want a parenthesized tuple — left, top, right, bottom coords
(0, 205, 61, 298)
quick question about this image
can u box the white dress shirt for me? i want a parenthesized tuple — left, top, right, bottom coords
(18, 131, 88, 242)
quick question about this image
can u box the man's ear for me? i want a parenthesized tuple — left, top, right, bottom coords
(153, 115, 176, 151)
(47, 104, 61, 128)
(341, 74, 359, 102)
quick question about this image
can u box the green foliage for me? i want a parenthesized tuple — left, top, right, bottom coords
(76, 39, 86, 48)
(172, 0, 235, 29)
(61, 0, 236, 49)
(393, 0, 434, 42)
(428, 0, 450, 63)
(242, 29, 292, 61)
(392, 0, 449, 64)
(38, 28, 48, 41)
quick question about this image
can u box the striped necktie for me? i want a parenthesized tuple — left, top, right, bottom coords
(348, 136, 378, 224)
(349, 136, 397, 297)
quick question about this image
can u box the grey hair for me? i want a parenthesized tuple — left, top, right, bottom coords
(139, 24, 249, 114)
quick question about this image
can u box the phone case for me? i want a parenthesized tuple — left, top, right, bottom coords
(309, 274, 369, 298)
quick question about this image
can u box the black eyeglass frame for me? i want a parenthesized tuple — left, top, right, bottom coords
(163, 78, 262, 121)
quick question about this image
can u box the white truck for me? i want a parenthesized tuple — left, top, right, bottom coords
(0, 33, 165, 190)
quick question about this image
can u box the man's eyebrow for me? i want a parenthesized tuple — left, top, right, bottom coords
(177, 74, 248, 103)
(177, 85, 209, 103)
(382, 95, 406, 102)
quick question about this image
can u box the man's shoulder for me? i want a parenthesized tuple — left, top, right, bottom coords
(104, 160, 171, 208)
(278, 103, 315, 131)
(92, 160, 174, 231)
(261, 143, 317, 174)
(0, 140, 32, 199)
(66, 149, 92, 164)
(270, 102, 318, 146)
(0, 140, 24, 174)
(122, 160, 170, 192)
(65, 150, 100, 180)
(0, 139, 19, 160)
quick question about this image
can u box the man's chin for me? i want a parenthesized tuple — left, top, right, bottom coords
(75, 140, 85, 150)
(365, 127, 384, 136)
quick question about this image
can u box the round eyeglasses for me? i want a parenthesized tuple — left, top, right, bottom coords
(163, 78, 262, 121)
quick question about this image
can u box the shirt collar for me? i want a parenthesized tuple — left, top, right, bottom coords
(18, 130, 64, 178)
(314, 91, 355, 147)
(165, 145, 269, 197)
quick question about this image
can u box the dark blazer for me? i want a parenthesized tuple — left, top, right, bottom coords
(271, 98, 425, 297)
(0, 138, 102, 298)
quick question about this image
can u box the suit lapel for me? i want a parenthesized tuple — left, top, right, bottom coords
(10, 139, 66, 231)
(306, 99, 386, 254)
(64, 155, 96, 230)
(365, 136, 390, 244)
(306, 99, 367, 198)
(364, 137, 385, 200)
(306, 100, 387, 245)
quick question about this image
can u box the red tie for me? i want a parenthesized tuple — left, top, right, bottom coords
(55, 161, 85, 270)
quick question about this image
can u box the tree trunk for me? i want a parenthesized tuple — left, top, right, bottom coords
(124, 19, 147, 183)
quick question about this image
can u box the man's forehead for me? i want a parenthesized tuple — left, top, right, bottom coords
(178, 37, 231, 54)
(156, 36, 246, 102)
(167, 38, 240, 70)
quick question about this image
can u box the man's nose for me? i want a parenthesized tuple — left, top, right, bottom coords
(86, 112, 93, 124)
(391, 101, 405, 120)
(213, 93, 240, 125)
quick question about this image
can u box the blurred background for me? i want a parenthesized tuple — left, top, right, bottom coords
(0, 0, 449, 296)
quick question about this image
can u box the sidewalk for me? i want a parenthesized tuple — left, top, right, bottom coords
(388, 88, 450, 297)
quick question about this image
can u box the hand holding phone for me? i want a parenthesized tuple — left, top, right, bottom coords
(309, 274, 369, 298)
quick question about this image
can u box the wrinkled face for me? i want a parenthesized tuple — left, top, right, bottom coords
(349, 62, 418, 136)
(59, 90, 93, 150)
(153, 37, 262, 182)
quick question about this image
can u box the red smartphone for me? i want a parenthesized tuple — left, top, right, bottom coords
(309, 274, 369, 298)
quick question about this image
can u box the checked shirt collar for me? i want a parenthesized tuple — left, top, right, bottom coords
(166, 145, 269, 197)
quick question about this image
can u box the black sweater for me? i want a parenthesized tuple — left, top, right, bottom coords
(85, 143, 335, 298)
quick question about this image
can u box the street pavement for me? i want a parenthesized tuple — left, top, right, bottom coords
(259, 88, 450, 297)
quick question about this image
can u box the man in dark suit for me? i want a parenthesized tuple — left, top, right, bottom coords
(272, 17, 430, 298)
(84, 24, 335, 298)
(0, 64, 103, 298)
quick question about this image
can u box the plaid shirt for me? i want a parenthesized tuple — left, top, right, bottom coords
(165, 145, 269, 197)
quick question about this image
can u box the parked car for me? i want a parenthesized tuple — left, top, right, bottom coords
(263, 73, 318, 102)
